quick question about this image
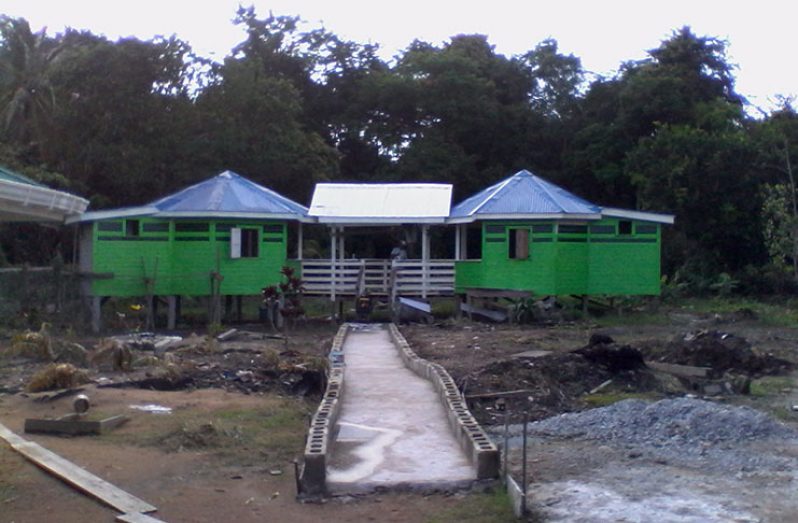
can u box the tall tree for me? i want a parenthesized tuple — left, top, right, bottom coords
(0, 16, 64, 164)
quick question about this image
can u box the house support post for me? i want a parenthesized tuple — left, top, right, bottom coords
(167, 296, 177, 330)
(90, 296, 102, 333)
(330, 227, 337, 303)
(422, 225, 430, 299)
(455, 224, 461, 260)
(297, 222, 304, 260)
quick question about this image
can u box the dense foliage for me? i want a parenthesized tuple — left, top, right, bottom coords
(2, 10, 797, 294)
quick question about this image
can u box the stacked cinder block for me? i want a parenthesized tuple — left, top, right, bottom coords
(388, 324, 500, 480)
(300, 324, 348, 495)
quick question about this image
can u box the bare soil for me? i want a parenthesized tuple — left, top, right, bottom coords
(0, 321, 509, 523)
(2, 304, 798, 522)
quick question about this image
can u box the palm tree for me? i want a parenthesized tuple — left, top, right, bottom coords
(0, 16, 64, 162)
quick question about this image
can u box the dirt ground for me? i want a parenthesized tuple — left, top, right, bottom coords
(400, 303, 798, 522)
(0, 321, 512, 523)
(1, 302, 798, 522)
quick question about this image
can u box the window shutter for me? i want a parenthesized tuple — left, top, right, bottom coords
(230, 227, 242, 259)
(516, 229, 529, 259)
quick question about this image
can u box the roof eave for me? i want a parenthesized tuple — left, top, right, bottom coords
(313, 216, 448, 225)
(1, 179, 89, 224)
(601, 208, 675, 225)
(447, 213, 602, 225)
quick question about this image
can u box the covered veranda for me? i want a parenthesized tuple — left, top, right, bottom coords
(298, 183, 462, 301)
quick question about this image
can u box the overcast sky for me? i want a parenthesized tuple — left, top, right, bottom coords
(3, 0, 795, 111)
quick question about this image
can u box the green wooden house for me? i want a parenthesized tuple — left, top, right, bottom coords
(448, 170, 674, 298)
(67, 171, 310, 330)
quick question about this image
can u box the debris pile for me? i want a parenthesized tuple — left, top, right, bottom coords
(653, 330, 793, 377)
(466, 348, 658, 423)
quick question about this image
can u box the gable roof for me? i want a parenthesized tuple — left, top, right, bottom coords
(309, 183, 452, 224)
(0, 165, 88, 223)
(449, 170, 601, 223)
(68, 171, 310, 224)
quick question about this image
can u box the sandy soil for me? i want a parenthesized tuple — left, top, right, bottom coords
(0, 387, 497, 523)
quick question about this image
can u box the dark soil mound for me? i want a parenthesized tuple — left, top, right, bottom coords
(659, 330, 792, 378)
(466, 352, 658, 424)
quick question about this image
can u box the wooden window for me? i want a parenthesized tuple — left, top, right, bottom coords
(231, 228, 259, 258)
(125, 219, 140, 237)
(618, 220, 633, 235)
(508, 228, 529, 259)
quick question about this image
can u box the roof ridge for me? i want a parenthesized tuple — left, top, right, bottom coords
(529, 173, 571, 212)
(468, 173, 518, 216)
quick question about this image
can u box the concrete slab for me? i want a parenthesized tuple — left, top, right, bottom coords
(327, 324, 474, 491)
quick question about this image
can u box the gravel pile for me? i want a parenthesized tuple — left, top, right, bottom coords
(502, 398, 798, 472)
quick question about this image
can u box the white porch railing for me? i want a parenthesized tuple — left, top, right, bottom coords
(298, 258, 455, 299)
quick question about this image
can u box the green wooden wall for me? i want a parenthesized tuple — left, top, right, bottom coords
(88, 218, 288, 297)
(454, 218, 661, 296)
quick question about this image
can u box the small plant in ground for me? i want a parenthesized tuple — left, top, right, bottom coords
(261, 266, 306, 331)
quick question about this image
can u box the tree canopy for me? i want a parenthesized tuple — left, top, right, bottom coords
(0, 12, 795, 293)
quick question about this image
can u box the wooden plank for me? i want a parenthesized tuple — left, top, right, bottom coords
(0, 422, 157, 514)
(465, 389, 531, 399)
(646, 361, 711, 378)
(116, 512, 167, 523)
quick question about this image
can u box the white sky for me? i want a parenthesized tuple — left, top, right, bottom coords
(2, 0, 795, 112)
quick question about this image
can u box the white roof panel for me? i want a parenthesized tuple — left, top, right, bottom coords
(309, 183, 452, 223)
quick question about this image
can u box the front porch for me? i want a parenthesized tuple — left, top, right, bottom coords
(298, 258, 455, 300)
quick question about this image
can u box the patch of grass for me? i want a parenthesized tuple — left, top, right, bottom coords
(593, 311, 670, 328)
(678, 297, 798, 327)
(425, 488, 519, 523)
(103, 396, 312, 465)
(750, 376, 795, 397)
(582, 391, 658, 408)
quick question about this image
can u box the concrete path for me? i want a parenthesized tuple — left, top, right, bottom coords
(327, 324, 474, 492)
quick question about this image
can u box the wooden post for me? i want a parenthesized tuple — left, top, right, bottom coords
(455, 224, 461, 260)
(167, 296, 177, 330)
(297, 222, 304, 260)
(422, 225, 429, 299)
(330, 227, 337, 303)
(462, 225, 468, 260)
(91, 296, 102, 333)
(338, 226, 345, 260)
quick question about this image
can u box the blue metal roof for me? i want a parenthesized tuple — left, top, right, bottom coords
(151, 170, 308, 216)
(69, 170, 309, 223)
(450, 169, 601, 221)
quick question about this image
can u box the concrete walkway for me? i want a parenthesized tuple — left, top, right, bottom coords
(327, 324, 474, 491)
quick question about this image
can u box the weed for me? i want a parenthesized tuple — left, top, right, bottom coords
(583, 391, 659, 408)
(425, 488, 519, 523)
(105, 397, 311, 465)
(750, 376, 795, 397)
(26, 363, 90, 392)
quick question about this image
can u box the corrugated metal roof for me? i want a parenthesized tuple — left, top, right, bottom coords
(0, 165, 44, 187)
(69, 171, 309, 223)
(152, 171, 308, 215)
(449, 170, 601, 222)
(1, 164, 89, 223)
(309, 183, 452, 223)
